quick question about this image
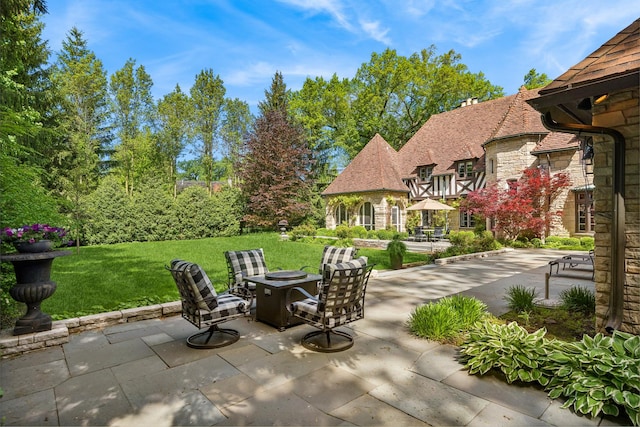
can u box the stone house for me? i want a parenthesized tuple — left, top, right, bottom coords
(322, 87, 589, 237)
(527, 18, 639, 333)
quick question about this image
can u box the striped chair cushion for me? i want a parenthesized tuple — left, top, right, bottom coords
(170, 259, 218, 310)
(225, 249, 268, 286)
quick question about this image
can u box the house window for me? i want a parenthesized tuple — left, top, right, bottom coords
(335, 204, 350, 226)
(358, 202, 375, 230)
(576, 191, 594, 232)
(457, 161, 473, 179)
(391, 205, 400, 231)
(489, 159, 494, 174)
(418, 166, 433, 182)
(460, 211, 475, 228)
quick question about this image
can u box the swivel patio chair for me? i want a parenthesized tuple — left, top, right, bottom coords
(302, 245, 358, 275)
(167, 259, 252, 349)
(286, 257, 372, 352)
(224, 248, 269, 295)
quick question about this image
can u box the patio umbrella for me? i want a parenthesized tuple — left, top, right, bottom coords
(406, 198, 455, 211)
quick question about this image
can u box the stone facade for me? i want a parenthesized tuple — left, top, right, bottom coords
(324, 191, 408, 231)
(483, 135, 590, 237)
(591, 88, 639, 334)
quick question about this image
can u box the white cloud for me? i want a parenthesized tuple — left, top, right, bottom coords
(359, 20, 391, 45)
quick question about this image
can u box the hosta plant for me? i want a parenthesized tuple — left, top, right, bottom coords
(461, 322, 640, 425)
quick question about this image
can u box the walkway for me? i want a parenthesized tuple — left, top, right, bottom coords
(0, 249, 626, 426)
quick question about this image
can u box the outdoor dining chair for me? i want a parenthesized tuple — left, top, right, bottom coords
(286, 257, 372, 352)
(167, 259, 252, 349)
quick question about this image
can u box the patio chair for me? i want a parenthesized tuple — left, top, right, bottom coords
(431, 226, 445, 241)
(414, 227, 428, 242)
(302, 245, 358, 275)
(167, 259, 252, 349)
(224, 248, 269, 294)
(286, 257, 372, 352)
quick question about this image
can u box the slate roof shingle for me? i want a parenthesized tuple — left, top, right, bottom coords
(321, 133, 408, 196)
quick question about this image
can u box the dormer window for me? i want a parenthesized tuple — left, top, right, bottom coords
(418, 166, 433, 182)
(457, 161, 473, 179)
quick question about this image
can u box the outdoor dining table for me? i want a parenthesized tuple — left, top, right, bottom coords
(244, 270, 322, 331)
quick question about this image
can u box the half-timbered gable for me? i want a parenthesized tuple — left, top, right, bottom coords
(322, 87, 594, 236)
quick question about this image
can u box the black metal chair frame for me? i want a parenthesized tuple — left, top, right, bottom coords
(166, 261, 253, 349)
(286, 264, 373, 353)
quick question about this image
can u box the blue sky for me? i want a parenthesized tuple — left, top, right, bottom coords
(42, 1, 640, 110)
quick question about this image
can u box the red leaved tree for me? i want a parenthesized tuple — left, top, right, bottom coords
(237, 109, 314, 228)
(462, 168, 571, 241)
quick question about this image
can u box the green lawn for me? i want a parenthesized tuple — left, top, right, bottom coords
(41, 233, 430, 319)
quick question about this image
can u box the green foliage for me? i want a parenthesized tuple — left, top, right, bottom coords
(461, 323, 640, 425)
(580, 236, 595, 248)
(409, 303, 460, 341)
(560, 286, 595, 315)
(289, 223, 317, 241)
(82, 176, 134, 244)
(448, 230, 476, 247)
(386, 234, 407, 258)
(543, 236, 593, 251)
(335, 224, 351, 239)
(351, 225, 368, 238)
(315, 228, 335, 237)
(409, 295, 488, 342)
(375, 228, 396, 240)
(461, 321, 553, 382)
(504, 285, 538, 313)
(131, 180, 176, 241)
(441, 230, 502, 258)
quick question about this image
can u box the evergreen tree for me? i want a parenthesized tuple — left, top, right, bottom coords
(51, 27, 111, 247)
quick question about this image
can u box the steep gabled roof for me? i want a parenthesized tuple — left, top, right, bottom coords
(540, 18, 640, 96)
(487, 87, 549, 141)
(321, 134, 408, 196)
(398, 88, 550, 177)
(529, 18, 640, 123)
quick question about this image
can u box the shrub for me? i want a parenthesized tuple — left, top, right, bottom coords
(315, 228, 335, 237)
(531, 238, 543, 248)
(474, 230, 502, 251)
(366, 230, 379, 239)
(290, 223, 317, 241)
(559, 286, 595, 315)
(580, 236, 595, 249)
(375, 229, 396, 240)
(386, 235, 407, 258)
(448, 230, 475, 248)
(351, 225, 368, 238)
(335, 224, 351, 239)
(504, 285, 538, 313)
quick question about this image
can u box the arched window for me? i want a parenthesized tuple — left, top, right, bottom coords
(358, 202, 375, 230)
(335, 204, 350, 226)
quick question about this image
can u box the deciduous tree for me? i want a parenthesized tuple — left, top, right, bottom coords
(190, 69, 225, 194)
(238, 72, 314, 227)
(462, 168, 571, 241)
(109, 58, 155, 195)
(156, 84, 193, 196)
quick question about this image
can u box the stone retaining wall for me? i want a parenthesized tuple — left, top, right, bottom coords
(0, 301, 181, 358)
